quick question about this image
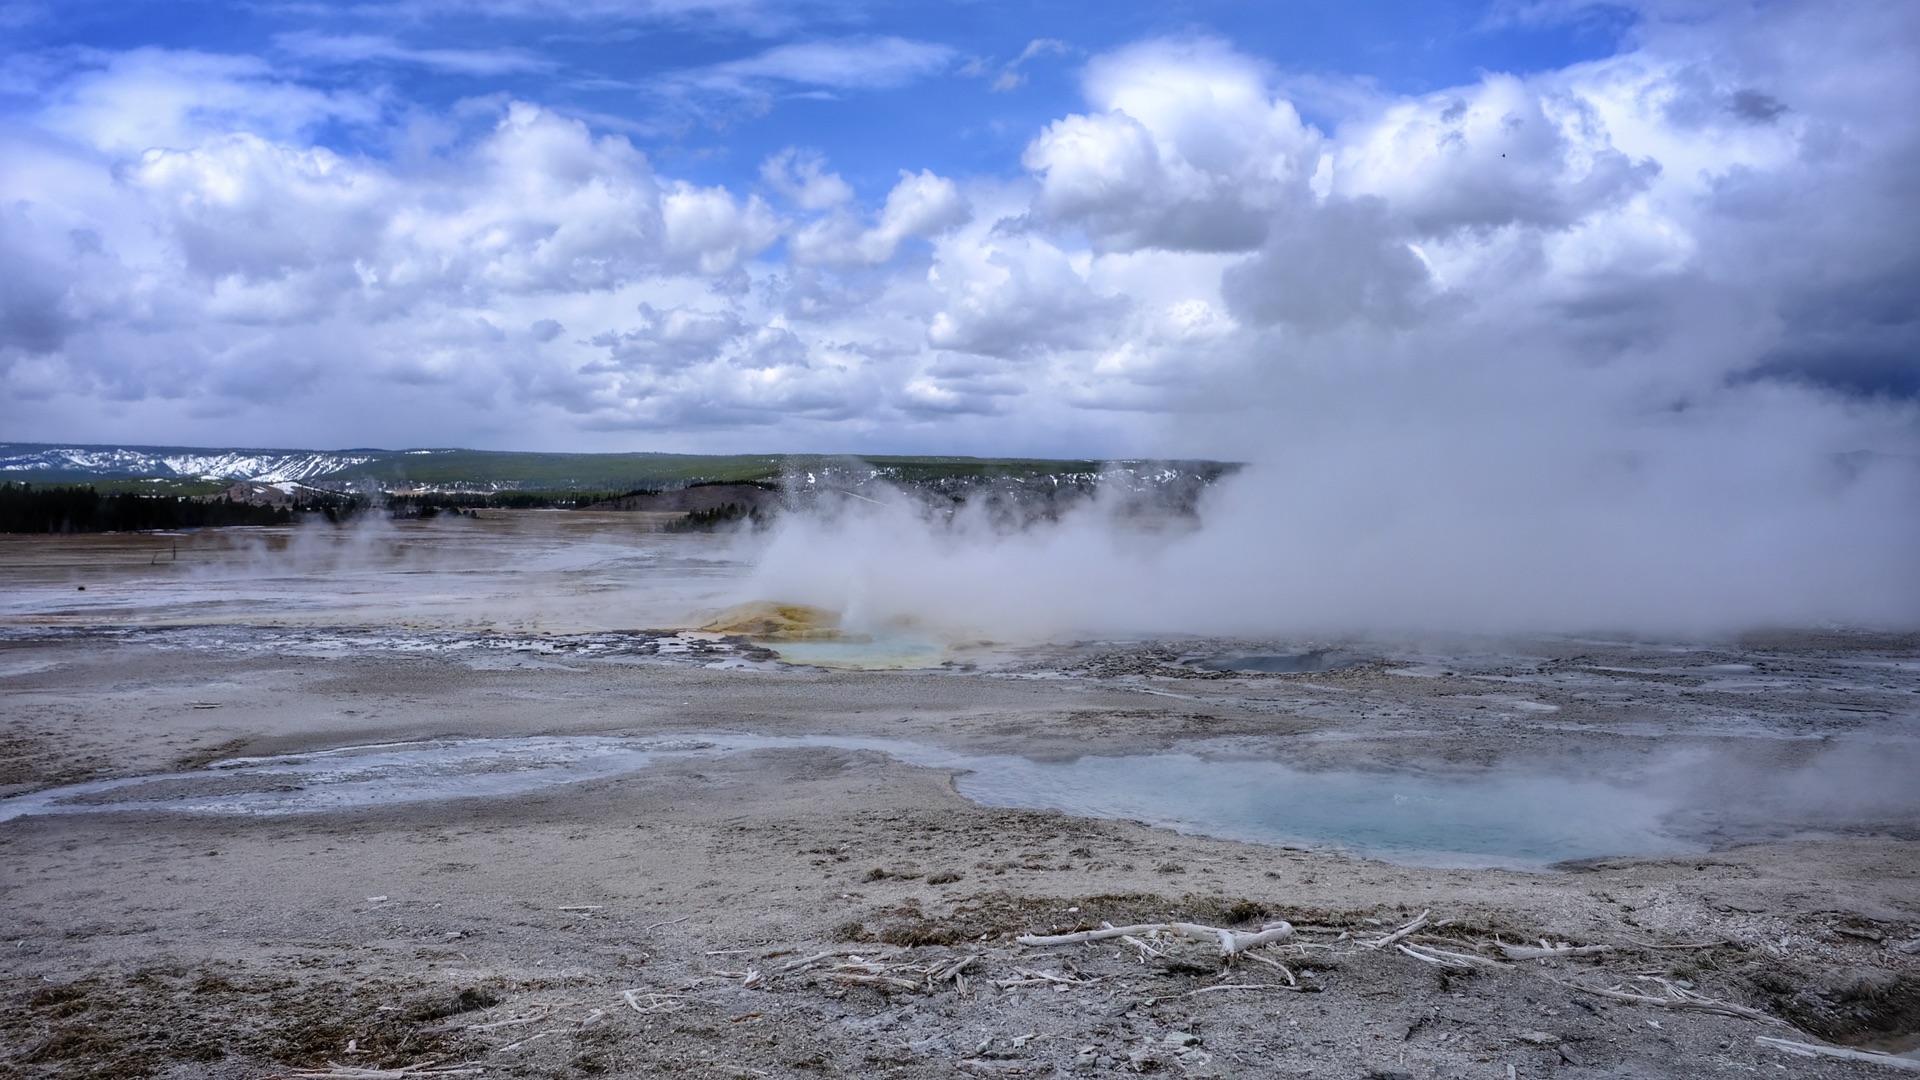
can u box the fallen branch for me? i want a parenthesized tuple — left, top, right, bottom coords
(780, 946, 900, 973)
(1622, 938, 1732, 951)
(496, 1029, 558, 1053)
(927, 955, 977, 984)
(280, 1060, 483, 1068)
(620, 989, 685, 1015)
(1756, 1036, 1920, 1073)
(1362, 910, 1430, 950)
(278, 1060, 487, 1068)
(994, 968, 1099, 989)
(1120, 934, 1169, 961)
(1183, 983, 1303, 997)
(1018, 920, 1292, 957)
(1544, 976, 1785, 1026)
(1498, 942, 1614, 961)
(462, 1011, 550, 1032)
(1397, 943, 1505, 970)
(1241, 950, 1298, 985)
(825, 970, 925, 992)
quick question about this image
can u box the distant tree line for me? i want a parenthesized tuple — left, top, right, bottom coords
(0, 483, 304, 533)
(385, 491, 613, 517)
(665, 503, 767, 532)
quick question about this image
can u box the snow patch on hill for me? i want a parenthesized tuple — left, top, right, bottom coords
(0, 445, 375, 484)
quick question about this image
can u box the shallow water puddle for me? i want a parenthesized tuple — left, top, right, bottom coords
(0, 737, 702, 821)
(0, 733, 1716, 868)
(768, 636, 950, 670)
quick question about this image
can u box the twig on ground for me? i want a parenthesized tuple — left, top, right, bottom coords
(1183, 983, 1300, 997)
(278, 1066, 483, 1078)
(927, 954, 977, 985)
(1120, 933, 1169, 961)
(826, 970, 924, 991)
(1543, 976, 1785, 1026)
(1756, 1036, 1920, 1073)
(780, 946, 900, 973)
(1018, 920, 1293, 958)
(994, 968, 1099, 989)
(496, 1029, 558, 1053)
(1241, 950, 1298, 985)
(1498, 941, 1613, 960)
(620, 989, 686, 1015)
(463, 1011, 550, 1032)
(1363, 910, 1430, 950)
(1397, 943, 1505, 970)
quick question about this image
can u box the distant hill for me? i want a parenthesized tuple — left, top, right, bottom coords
(0, 443, 1237, 499)
(0, 444, 381, 487)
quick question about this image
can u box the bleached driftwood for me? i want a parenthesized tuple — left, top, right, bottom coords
(461, 1011, 551, 1031)
(1757, 1036, 1920, 1073)
(1018, 920, 1293, 957)
(1120, 933, 1169, 961)
(768, 949, 983, 994)
(1545, 976, 1785, 1025)
(994, 968, 1099, 989)
(1622, 938, 1730, 951)
(1498, 941, 1614, 960)
(1183, 983, 1296, 997)
(1396, 943, 1505, 970)
(826, 969, 924, 991)
(620, 989, 688, 1014)
(780, 946, 901, 972)
(495, 1030, 558, 1053)
(282, 1064, 482, 1078)
(1362, 910, 1430, 950)
(1241, 950, 1298, 985)
(928, 954, 977, 984)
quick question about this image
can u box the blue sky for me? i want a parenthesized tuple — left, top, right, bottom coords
(0, 0, 1914, 464)
(9, 0, 1635, 198)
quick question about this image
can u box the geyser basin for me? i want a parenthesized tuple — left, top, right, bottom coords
(13, 733, 1909, 869)
(1185, 649, 1366, 674)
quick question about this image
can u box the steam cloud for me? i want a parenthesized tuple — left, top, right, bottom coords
(736, 6, 1920, 640)
(2, 2, 1916, 638)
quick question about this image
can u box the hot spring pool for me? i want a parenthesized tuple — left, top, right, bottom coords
(768, 636, 950, 670)
(0, 733, 1816, 869)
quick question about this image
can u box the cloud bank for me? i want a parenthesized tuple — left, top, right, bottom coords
(1, 0, 1916, 630)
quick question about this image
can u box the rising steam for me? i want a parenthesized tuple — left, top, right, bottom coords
(741, 369, 1920, 640)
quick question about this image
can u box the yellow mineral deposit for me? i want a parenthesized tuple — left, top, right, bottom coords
(697, 600, 863, 642)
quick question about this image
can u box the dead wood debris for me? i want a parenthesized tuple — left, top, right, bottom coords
(274, 1064, 483, 1078)
(1757, 1036, 1920, 1073)
(1016, 919, 1294, 957)
(1361, 910, 1430, 950)
(1544, 974, 1787, 1025)
(1498, 940, 1614, 960)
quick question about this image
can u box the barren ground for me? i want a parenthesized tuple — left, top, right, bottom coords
(2, 526, 1917, 1079)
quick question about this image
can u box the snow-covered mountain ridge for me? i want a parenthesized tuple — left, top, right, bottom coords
(0, 445, 378, 484)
